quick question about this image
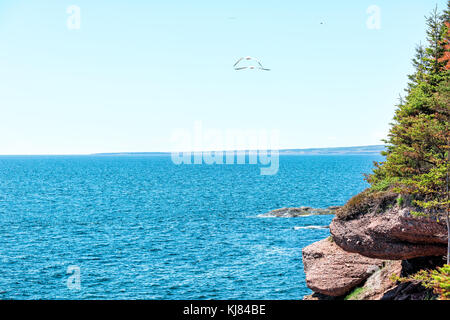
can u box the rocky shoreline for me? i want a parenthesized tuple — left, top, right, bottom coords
(301, 194, 447, 300)
(259, 206, 340, 217)
(259, 199, 447, 300)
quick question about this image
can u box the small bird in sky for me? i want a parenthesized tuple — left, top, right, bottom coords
(234, 65, 271, 71)
(233, 56, 270, 71)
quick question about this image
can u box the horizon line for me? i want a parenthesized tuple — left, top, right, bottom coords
(0, 144, 386, 156)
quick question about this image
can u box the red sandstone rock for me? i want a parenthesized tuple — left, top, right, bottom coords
(302, 238, 384, 296)
(330, 207, 447, 260)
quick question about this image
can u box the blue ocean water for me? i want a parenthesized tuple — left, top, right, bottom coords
(0, 154, 382, 299)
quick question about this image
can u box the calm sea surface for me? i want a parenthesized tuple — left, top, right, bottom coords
(0, 154, 383, 299)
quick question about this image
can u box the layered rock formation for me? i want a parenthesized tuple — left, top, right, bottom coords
(335, 257, 443, 300)
(330, 206, 447, 260)
(350, 261, 403, 300)
(259, 206, 339, 217)
(302, 238, 384, 296)
(302, 195, 448, 300)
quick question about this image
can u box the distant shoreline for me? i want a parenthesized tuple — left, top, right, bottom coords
(0, 145, 385, 157)
(94, 145, 385, 156)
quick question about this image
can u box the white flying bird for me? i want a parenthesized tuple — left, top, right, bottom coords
(233, 56, 270, 71)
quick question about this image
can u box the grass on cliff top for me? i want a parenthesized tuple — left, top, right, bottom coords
(335, 189, 399, 221)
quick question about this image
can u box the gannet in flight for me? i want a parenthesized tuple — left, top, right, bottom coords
(233, 56, 270, 71)
(234, 65, 271, 71)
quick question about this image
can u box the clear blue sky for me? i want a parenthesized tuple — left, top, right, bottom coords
(0, 0, 447, 154)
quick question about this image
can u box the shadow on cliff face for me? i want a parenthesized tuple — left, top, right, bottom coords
(400, 256, 446, 277)
(381, 281, 435, 300)
(379, 256, 445, 300)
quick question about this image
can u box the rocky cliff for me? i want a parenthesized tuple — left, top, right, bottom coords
(302, 193, 447, 300)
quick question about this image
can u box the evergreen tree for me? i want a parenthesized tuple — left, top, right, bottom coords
(406, 44, 427, 93)
(444, 1, 450, 27)
(367, 2, 450, 263)
(424, 6, 447, 80)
